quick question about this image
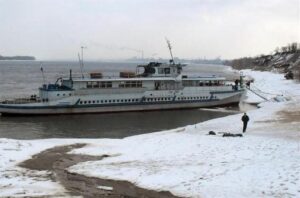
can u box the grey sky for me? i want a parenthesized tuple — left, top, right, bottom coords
(0, 0, 299, 60)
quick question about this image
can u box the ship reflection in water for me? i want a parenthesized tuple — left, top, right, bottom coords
(0, 108, 234, 139)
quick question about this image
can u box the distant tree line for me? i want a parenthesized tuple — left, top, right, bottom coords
(223, 42, 300, 69)
(0, 55, 36, 60)
(223, 42, 300, 81)
(274, 42, 299, 54)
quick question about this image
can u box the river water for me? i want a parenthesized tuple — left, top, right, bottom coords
(0, 61, 241, 139)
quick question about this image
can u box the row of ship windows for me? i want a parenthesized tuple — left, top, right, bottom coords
(177, 96, 216, 100)
(80, 98, 140, 104)
(79, 96, 217, 105)
(86, 81, 143, 89)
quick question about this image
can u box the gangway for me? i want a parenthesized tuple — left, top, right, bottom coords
(246, 87, 269, 101)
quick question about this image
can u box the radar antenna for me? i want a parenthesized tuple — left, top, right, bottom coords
(165, 37, 175, 65)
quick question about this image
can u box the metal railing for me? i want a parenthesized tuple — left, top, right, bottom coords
(0, 95, 41, 104)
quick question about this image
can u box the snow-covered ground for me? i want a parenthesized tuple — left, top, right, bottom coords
(0, 138, 99, 197)
(0, 70, 299, 197)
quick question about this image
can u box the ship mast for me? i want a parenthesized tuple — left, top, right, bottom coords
(40, 62, 46, 85)
(165, 38, 175, 65)
(78, 46, 87, 79)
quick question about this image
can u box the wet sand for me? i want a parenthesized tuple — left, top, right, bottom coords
(19, 144, 180, 198)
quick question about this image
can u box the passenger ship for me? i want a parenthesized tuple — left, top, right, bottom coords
(0, 60, 245, 115)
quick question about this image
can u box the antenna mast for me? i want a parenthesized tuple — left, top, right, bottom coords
(40, 62, 46, 85)
(78, 53, 84, 79)
(79, 46, 87, 79)
(165, 38, 175, 64)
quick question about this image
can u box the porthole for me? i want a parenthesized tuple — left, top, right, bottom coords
(69, 93, 72, 96)
(84, 101, 87, 104)
(57, 94, 60, 96)
(80, 101, 83, 104)
(88, 101, 91, 104)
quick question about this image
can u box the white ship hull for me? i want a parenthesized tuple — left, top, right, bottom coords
(0, 92, 243, 115)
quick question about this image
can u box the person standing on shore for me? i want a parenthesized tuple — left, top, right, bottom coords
(241, 113, 250, 133)
(246, 81, 251, 89)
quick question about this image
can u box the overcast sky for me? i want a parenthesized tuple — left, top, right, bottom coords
(0, 0, 299, 60)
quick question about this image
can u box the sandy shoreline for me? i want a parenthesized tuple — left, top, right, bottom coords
(20, 144, 180, 198)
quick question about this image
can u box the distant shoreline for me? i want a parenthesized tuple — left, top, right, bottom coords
(0, 55, 36, 61)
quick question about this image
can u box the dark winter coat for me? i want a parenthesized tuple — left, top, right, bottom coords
(242, 114, 249, 123)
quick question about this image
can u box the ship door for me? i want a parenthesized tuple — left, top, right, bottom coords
(154, 81, 161, 90)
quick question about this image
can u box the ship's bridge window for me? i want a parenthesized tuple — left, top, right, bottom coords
(100, 81, 112, 88)
(158, 68, 164, 74)
(87, 82, 93, 88)
(204, 81, 213, 86)
(183, 80, 194, 87)
(92, 81, 100, 88)
(164, 68, 170, 74)
(119, 81, 142, 88)
(87, 81, 112, 88)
